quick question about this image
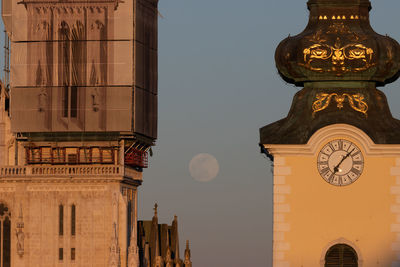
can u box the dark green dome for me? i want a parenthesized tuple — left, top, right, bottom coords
(275, 0, 400, 86)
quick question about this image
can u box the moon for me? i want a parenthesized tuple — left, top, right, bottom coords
(189, 153, 219, 182)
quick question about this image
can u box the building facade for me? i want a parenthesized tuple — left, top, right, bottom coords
(137, 204, 192, 267)
(0, 0, 159, 266)
(260, 0, 400, 266)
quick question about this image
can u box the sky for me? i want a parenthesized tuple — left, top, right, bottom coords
(138, 0, 400, 266)
(3, 0, 400, 266)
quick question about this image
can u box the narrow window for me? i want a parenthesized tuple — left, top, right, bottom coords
(0, 203, 11, 267)
(70, 86, 77, 118)
(71, 204, 76, 236)
(127, 198, 132, 247)
(3, 217, 10, 267)
(59, 205, 64, 236)
(62, 86, 69, 117)
(59, 248, 63, 261)
(71, 248, 75, 261)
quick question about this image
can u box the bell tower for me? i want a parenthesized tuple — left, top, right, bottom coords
(260, 0, 400, 266)
(0, 0, 158, 266)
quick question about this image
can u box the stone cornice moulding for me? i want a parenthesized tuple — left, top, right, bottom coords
(0, 165, 143, 181)
(264, 124, 400, 157)
(0, 177, 135, 184)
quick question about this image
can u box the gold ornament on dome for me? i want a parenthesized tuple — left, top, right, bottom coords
(299, 23, 375, 76)
(312, 92, 368, 117)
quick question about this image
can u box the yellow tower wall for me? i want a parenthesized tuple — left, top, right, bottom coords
(267, 124, 400, 266)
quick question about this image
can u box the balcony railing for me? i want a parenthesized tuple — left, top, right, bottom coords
(0, 165, 142, 180)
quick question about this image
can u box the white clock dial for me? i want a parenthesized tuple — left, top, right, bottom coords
(317, 139, 364, 186)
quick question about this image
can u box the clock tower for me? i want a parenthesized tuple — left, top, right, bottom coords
(260, 0, 400, 266)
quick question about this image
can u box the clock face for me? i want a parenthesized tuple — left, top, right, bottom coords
(317, 139, 364, 186)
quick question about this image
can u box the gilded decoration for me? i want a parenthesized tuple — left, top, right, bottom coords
(300, 23, 375, 76)
(312, 92, 368, 117)
(316, 15, 365, 20)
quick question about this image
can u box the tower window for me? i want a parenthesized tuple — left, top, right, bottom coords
(59, 248, 63, 261)
(59, 205, 64, 236)
(3, 217, 11, 267)
(70, 86, 77, 118)
(62, 86, 69, 118)
(58, 20, 85, 120)
(71, 248, 75, 261)
(325, 243, 358, 267)
(0, 203, 11, 267)
(71, 204, 76, 236)
(62, 86, 78, 119)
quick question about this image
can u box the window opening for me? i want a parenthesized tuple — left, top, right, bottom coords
(70, 86, 77, 118)
(3, 217, 10, 267)
(0, 203, 11, 267)
(71, 248, 75, 261)
(59, 205, 64, 236)
(325, 243, 358, 267)
(58, 20, 85, 120)
(59, 248, 63, 261)
(71, 205, 75, 236)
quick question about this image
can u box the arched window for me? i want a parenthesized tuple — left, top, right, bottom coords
(325, 243, 358, 267)
(0, 203, 11, 267)
(58, 20, 86, 120)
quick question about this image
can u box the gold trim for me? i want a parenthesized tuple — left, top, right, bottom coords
(300, 24, 375, 75)
(312, 92, 368, 117)
(317, 15, 362, 20)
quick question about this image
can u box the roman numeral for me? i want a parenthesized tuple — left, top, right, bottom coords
(329, 143, 335, 151)
(320, 167, 329, 174)
(341, 175, 351, 185)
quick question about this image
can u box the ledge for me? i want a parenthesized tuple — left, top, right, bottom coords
(0, 165, 142, 181)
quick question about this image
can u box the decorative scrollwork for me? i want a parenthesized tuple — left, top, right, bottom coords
(312, 92, 368, 117)
(299, 23, 375, 75)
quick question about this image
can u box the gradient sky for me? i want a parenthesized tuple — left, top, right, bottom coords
(3, 0, 400, 266)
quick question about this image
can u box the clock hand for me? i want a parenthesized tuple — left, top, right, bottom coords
(333, 148, 355, 174)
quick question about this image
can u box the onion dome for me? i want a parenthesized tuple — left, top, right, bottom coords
(260, 0, 400, 145)
(275, 0, 400, 86)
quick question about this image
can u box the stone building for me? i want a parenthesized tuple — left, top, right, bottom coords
(0, 0, 166, 266)
(137, 204, 192, 267)
(260, 0, 400, 266)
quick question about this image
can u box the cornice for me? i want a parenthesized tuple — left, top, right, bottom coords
(0, 164, 143, 182)
(264, 123, 400, 157)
